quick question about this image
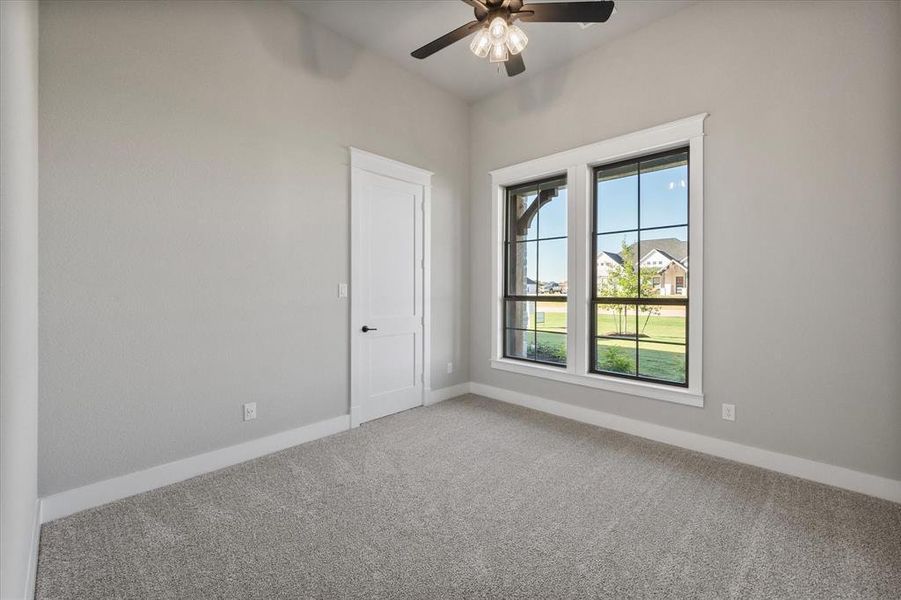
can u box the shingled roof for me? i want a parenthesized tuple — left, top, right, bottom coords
(629, 237, 687, 263)
(598, 251, 624, 265)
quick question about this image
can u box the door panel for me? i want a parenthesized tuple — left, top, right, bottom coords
(369, 333, 417, 396)
(370, 183, 417, 318)
(352, 167, 424, 425)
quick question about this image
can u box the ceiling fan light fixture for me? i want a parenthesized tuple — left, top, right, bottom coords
(488, 16, 508, 42)
(410, 0, 618, 78)
(505, 25, 528, 55)
(488, 41, 509, 63)
(469, 28, 491, 58)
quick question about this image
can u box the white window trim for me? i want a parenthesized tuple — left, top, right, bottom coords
(489, 114, 707, 408)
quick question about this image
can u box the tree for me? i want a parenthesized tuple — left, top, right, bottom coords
(598, 240, 660, 336)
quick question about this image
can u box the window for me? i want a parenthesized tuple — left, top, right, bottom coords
(503, 176, 568, 366)
(592, 148, 689, 386)
(490, 114, 705, 406)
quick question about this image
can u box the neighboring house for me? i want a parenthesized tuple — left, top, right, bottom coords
(596, 251, 624, 291)
(597, 238, 688, 296)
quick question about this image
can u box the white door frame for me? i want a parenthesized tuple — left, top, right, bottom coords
(349, 147, 432, 428)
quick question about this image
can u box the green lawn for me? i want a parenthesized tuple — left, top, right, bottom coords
(595, 337, 685, 383)
(634, 346, 686, 383)
(595, 310, 685, 344)
(522, 309, 686, 383)
(533, 309, 566, 333)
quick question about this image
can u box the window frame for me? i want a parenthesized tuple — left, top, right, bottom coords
(590, 147, 690, 388)
(488, 114, 706, 407)
(502, 175, 569, 368)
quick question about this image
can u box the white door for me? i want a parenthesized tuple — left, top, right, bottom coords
(351, 151, 427, 426)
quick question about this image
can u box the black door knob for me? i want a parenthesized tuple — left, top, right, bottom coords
(361, 325, 378, 333)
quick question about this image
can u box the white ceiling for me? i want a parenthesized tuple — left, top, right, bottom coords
(289, 0, 695, 101)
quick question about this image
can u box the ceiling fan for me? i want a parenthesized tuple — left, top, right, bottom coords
(411, 1, 615, 77)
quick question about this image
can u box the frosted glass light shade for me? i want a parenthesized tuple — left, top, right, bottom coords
(505, 25, 528, 55)
(470, 28, 491, 58)
(489, 41, 509, 63)
(488, 17, 508, 42)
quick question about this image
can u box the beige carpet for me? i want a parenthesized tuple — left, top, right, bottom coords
(36, 395, 901, 599)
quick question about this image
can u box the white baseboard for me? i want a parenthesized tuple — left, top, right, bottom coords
(40, 415, 351, 523)
(426, 382, 472, 405)
(37, 383, 900, 526)
(470, 382, 901, 504)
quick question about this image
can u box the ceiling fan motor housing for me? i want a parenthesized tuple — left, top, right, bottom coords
(472, 0, 523, 22)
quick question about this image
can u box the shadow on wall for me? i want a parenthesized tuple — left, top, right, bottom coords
(514, 61, 572, 112)
(477, 60, 573, 127)
(239, 1, 358, 80)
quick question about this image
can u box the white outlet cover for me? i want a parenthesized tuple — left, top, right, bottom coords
(721, 403, 735, 422)
(243, 402, 257, 421)
(338, 283, 348, 298)
(446, 362, 454, 374)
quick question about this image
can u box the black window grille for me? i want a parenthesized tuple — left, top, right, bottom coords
(591, 148, 689, 386)
(503, 175, 568, 367)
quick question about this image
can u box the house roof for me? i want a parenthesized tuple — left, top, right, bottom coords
(597, 239, 688, 271)
(598, 251, 624, 265)
(650, 248, 678, 262)
(630, 238, 688, 263)
(656, 260, 688, 274)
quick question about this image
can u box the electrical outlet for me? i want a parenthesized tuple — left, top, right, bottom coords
(338, 283, 348, 298)
(721, 403, 735, 422)
(446, 362, 454, 374)
(243, 402, 257, 422)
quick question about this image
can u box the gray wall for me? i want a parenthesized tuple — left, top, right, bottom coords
(469, 1, 901, 480)
(39, 0, 470, 496)
(1, 1, 40, 597)
(35, 0, 901, 499)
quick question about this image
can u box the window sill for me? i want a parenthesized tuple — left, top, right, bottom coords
(490, 359, 704, 407)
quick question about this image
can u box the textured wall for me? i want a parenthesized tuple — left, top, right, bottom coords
(1, 1, 40, 597)
(39, 0, 470, 495)
(469, 1, 901, 479)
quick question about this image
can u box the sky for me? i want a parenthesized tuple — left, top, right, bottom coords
(513, 162, 689, 284)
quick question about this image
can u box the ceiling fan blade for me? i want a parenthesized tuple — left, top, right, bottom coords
(518, 1, 615, 23)
(411, 20, 482, 59)
(460, 0, 490, 19)
(505, 53, 525, 77)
